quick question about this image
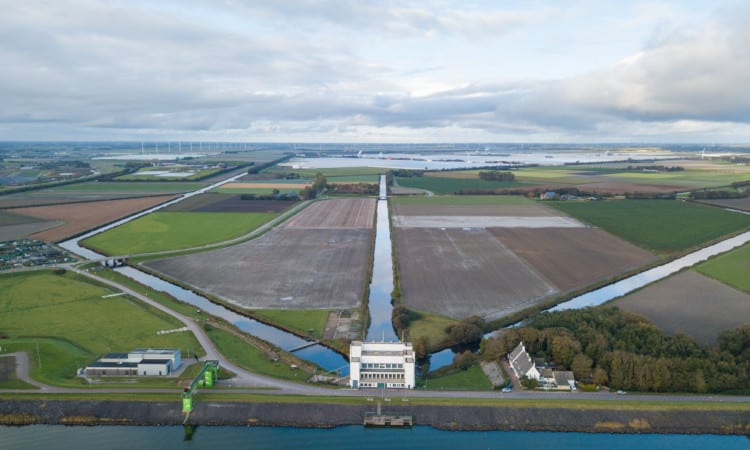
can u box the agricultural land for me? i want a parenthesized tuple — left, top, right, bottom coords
(694, 242, 750, 293)
(392, 196, 657, 321)
(145, 198, 375, 310)
(81, 211, 278, 255)
(613, 271, 750, 346)
(549, 199, 750, 255)
(5, 195, 175, 242)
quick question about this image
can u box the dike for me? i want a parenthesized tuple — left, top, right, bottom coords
(1, 400, 749, 435)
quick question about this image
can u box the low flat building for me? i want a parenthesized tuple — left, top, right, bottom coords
(83, 348, 181, 377)
(349, 341, 415, 389)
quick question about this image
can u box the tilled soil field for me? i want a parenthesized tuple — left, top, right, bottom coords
(163, 193, 296, 213)
(697, 197, 750, 212)
(147, 198, 375, 310)
(489, 227, 658, 292)
(11, 195, 176, 242)
(148, 228, 370, 309)
(282, 198, 375, 229)
(395, 227, 557, 319)
(614, 271, 750, 345)
(393, 215, 584, 228)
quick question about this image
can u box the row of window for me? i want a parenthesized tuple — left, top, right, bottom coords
(358, 382, 407, 388)
(361, 362, 404, 369)
(361, 372, 404, 380)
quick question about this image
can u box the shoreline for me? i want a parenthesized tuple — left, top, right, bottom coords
(1, 400, 749, 435)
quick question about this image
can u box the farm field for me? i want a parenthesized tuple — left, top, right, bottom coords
(694, 243, 750, 294)
(613, 271, 750, 346)
(145, 198, 375, 310)
(549, 199, 750, 254)
(268, 166, 384, 178)
(489, 228, 658, 293)
(0, 181, 202, 208)
(0, 270, 203, 386)
(514, 160, 750, 194)
(0, 210, 60, 241)
(393, 197, 660, 322)
(9, 195, 176, 242)
(394, 227, 557, 320)
(395, 175, 524, 194)
(82, 211, 277, 255)
(162, 193, 297, 213)
(282, 198, 375, 229)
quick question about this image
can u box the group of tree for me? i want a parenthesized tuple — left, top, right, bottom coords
(481, 307, 750, 393)
(329, 182, 378, 195)
(478, 170, 515, 181)
(444, 316, 485, 347)
(240, 189, 298, 201)
(391, 169, 424, 178)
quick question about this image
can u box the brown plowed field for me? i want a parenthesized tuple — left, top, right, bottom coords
(12, 195, 175, 242)
(614, 271, 750, 345)
(697, 197, 750, 212)
(282, 198, 375, 229)
(147, 228, 371, 310)
(489, 228, 658, 292)
(163, 193, 296, 213)
(394, 227, 557, 320)
(391, 203, 562, 217)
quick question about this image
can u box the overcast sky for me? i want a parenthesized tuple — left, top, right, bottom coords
(1, 0, 749, 143)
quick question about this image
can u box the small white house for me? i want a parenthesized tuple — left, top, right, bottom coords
(508, 341, 540, 381)
(349, 341, 416, 389)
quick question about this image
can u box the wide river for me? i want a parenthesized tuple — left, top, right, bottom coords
(1, 425, 747, 449)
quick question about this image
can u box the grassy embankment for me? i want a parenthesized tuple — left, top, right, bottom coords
(251, 309, 332, 341)
(0, 270, 204, 388)
(694, 243, 750, 293)
(81, 211, 277, 255)
(549, 199, 750, 255)
(419, 365, 492, 390)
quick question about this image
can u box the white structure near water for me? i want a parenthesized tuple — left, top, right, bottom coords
(349, 341, 416, 389)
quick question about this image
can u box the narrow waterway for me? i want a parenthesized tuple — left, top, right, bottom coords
(365, 175, 398, 342)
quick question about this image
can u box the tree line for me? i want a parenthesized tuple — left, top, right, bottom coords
(481, 307, 750, 393)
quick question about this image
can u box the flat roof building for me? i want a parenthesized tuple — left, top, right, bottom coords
(83, 348, 181, 377)
(349, 341, 415, 389)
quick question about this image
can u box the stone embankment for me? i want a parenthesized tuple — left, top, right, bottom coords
(1, 400, 749, 435)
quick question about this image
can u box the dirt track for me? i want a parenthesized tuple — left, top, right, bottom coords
(614, 271, 750, 345)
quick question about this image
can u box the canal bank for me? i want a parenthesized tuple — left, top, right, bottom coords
(1, 399, 749, 435)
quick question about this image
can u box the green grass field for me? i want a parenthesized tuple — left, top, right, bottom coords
(326, 175, 380, 183)
(395, 175, 524, 194)
(391, 194, 533, 206)
(549, 200, 750, 254)
(421, 365, 492, 390)
(406, 310, 458, 350)
(251, 309, 333, 340)
(694, 243, 750, 293)
(82, 211, 277, 255)
(0, 271, 203, 386)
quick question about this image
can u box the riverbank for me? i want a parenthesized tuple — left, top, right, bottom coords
(1, 399, 748, 435)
